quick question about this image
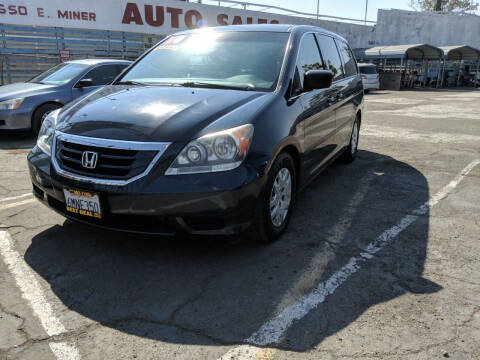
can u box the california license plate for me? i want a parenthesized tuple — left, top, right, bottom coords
(63, 188, 102, 219)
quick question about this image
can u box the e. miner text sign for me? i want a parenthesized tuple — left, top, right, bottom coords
(0, 0, 288, 35)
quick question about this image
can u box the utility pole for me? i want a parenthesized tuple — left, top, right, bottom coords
(316, 0, 320, 20)
(364, 0, 368, 24)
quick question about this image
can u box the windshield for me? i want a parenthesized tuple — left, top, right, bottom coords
(120, 31, 290, 91)
(30, 63, 88, 85)
(359, 66, 377, 75)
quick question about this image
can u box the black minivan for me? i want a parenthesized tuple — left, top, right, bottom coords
(28, 25, 364, 242)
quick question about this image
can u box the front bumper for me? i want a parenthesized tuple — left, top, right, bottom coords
(0, 108, 32, 130)
(28, 146, 266, 236)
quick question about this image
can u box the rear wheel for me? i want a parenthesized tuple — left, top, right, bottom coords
(32, 103, 61, 136)
(251, 152, 296, 243)
(341, 116, 360, 163)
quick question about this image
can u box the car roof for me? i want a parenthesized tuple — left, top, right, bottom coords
(175, 24, 347, 43)
(66, 58, 132, 66)
(358, 63, 377, 67)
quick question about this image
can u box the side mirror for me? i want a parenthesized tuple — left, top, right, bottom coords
(304, 70, 334, 91)
(76, 78, 94, 88)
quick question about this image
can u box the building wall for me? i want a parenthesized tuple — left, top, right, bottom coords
(374, 9, 480, 48)
(308, 19, 374, 48)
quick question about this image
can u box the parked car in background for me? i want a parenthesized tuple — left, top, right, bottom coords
(28, 25, 364, 243)
(358, 63, 380, 92)
(0, 59, 131, 134)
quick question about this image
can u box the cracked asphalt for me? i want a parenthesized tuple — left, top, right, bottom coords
(0, 89, 479, 360)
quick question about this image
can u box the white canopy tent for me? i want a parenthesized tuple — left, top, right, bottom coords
(361, 44, 444, 61)
(440, 45, 480, 61)
(439, 45, 480, 87)
(354, 44, 444, 88)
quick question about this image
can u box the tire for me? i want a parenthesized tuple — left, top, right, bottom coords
(32, 103, 61, 136)
(364, 89, 370, 94)
(251, 152, 296, 243)
(341, 116, 360, 163)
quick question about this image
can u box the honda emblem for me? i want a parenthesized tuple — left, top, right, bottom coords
(81, 151, 98, 169)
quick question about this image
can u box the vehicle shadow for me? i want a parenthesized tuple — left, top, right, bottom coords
(24, 150, 438, 351)
(0, 130, 35, 149)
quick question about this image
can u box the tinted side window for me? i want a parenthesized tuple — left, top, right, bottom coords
(83, 65, 123, 86)
(316, 34, 344, 81)
(115, 64, 129, 76)
(294, 34, 324, 93)
(337, 40, 357, 77)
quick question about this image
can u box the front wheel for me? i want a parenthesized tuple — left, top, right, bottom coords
(251, 152, 296, 243)
(32, 103, 61, 136)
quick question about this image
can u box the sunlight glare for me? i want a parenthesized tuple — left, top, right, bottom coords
(183, 30, 220, 54)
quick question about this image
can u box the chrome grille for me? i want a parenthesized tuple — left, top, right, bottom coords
(57, 140, 156, 179)
(52, 133, 170, 185)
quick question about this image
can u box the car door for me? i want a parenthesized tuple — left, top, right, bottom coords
(71, 64, 128, 100)
(296, 33, 341, 178)
(332, 39, 362, 147)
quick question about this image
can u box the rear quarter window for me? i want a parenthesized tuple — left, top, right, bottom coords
(336, 40, 358, 77)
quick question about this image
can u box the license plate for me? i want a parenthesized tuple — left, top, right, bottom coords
(63, 188, 102, 219)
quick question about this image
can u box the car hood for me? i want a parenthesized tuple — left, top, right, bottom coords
(0, 82, 58, 99)
(56, 85, 268, 142)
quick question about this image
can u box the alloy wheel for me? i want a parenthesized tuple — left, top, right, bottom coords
(269, 167, 292, 227)
(351, 121, 359, 155)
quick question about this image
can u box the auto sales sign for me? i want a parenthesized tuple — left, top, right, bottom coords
(0, 0, 305, 35)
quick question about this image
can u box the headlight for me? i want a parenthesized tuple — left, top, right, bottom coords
(165, 124, 254, 175)
(37, 109, 60, 156)
(0, 98, 23, 110)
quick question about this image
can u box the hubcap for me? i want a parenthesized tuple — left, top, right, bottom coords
(351, 122, 359, 155)
(270, 168, 292, 227)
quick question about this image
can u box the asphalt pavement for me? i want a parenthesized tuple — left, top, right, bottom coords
(1, 89, 479, 360)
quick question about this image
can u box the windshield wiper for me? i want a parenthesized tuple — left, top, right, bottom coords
(114, 80, 147, 86)
(178, 82, 256, 91)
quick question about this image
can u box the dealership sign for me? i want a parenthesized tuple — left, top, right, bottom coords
(0, 0, 312, 35)
(59, 49, 70, 62)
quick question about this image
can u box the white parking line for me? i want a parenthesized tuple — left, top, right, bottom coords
(0, 198, 36, 211)
(0, 193, 35, 211)
(218, 159, 480, 360)
(362, 125, 480, 144)
(0, 230, 81, 360)
(0, 192, 32, 204)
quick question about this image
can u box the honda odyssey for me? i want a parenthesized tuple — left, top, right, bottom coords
(28, 25, 364, 242)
